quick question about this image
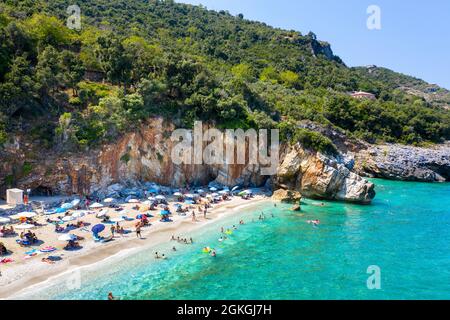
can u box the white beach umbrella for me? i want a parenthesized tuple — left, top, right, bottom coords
(17, 211, 36, 218)
(232, 186, 240, 192)
(218, 190, 228, 195)
(96, 209, 108, 218)
(71, 199, 81, 207)
(89, 203, 104, 209)
(148, 196, 156, 201)
(196, 189, 205, 193)
(173, 192, 183, 197)
(128, 199, 140, 203)
(209, 187, 218, 191)
(71, 210, 87, 218)
(103, 198, 116, 203)
(48, 217, 61, 223)
(141, 200, 152, 205)
(62, 216, 76, 222)
(155, 195, 166, 200)
(58, 234, 77, 241)
(110, 217, 125, 223)
(15, 223, 35, 230)
(0, 217, 11, 224)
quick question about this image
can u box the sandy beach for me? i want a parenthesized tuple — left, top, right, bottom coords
(0, 193, 270, 299)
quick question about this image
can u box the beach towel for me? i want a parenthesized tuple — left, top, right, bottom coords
(0, 258, 13, 264)
(40, 246, 57, 253)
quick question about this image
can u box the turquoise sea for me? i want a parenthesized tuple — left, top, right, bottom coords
(19, 179, 450, 300)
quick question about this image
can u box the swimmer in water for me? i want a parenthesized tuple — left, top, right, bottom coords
(233, 225, 237, 230)
(211, 251, 217, 257)
(172, 246, 177, 251)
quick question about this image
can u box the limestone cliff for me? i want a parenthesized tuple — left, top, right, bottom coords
(275, 144, 375, 204)
(0, 119, 375, 204)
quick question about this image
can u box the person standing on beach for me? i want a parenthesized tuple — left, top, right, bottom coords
(111, 225, 115, 237)
(192, 211, 196, 222)
(203, 209, 207, 219)
(136, 225, 142, 238)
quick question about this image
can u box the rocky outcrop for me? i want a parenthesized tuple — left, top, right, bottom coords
(272, 189, 302, 203)
(0, 119, 376, 204)
(276, 144, 376, 204)
(354, 143, 450, 182)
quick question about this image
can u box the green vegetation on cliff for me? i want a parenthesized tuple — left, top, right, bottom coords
(0, 0, 449, 154)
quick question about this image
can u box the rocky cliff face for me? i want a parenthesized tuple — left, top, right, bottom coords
(0, 119, 376, 204)
(275, 144, 375, 204)
(354, 143, 450, 182)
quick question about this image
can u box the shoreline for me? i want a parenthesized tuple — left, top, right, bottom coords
(0, 196, 271, 299)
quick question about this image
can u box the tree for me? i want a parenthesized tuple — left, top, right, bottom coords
(96, 36, 133, 94)
(0, 54, 37, 116)
(60, 50, 85, 96)
(35, 45, 63, 95)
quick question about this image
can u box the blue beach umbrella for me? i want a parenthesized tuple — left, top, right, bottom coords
(160, 210, 170, 216)
(136, 214, 144, 219)
(61, 203, 73, 209)
(91, 224, 105, 234)
(55, 207, 67, 214)
(184, 200, 195, 205)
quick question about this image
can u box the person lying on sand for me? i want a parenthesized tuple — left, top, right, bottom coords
(41, 257, 55, 264)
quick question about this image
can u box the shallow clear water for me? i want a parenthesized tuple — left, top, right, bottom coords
(20, 179, 450, 300)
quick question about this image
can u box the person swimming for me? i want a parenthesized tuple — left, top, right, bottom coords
(211, 250, 217, 257)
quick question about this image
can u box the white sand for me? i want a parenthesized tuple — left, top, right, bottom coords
(0, 194, 271, 299)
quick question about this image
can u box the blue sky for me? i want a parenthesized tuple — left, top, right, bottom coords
(180, 0, 450, 89)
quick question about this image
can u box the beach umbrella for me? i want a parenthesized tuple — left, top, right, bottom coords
(55, 207, 68, 214)
(15, 223, 35, 230)
(184, 200, 195, 205)
(71, 199, 81, 207)
(147, 196, 156, 201)
(232, 186, 240, 192)
(103, 198, 116, 203)
(43, 209, 57, 215)
(61, 203, 73, 209)
(110, 217, 125, 223)
(71, 210, 86, 218)
(173, 192, 183, 197)
(148, 187, 159, 194)
(223, 187, 230, 192)
(62, 216, 75, 222)
(136, 214, 144, 219)
(58, 234, 77, 241)
(96, 209, 108, 218)
(185, 194, 196, 199)
(128, 199, 140, 203)
(160, 210, 170, 216)
(155, 195, 166, 200)
(209, 187, 218, 191)
(0, 217, 11, 224)
(218, 190, 228, 195)
(91, 224, 105, 234)
(48, 217, 61, 223)
(89, 203, 104, 209)
(16, 211, 36, 218)
(141, 200, 152, 205)
(196, 189, 205, 194)
(211, 193, 219, 197)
